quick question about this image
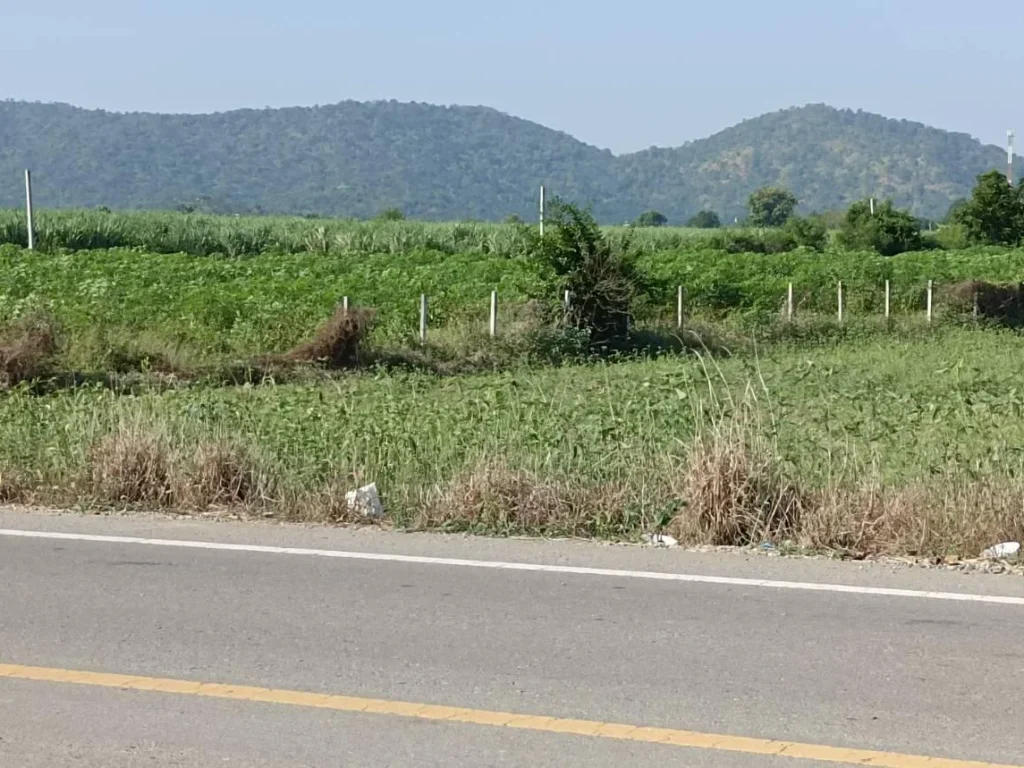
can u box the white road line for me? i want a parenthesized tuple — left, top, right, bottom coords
(1, 527, 1022, 606)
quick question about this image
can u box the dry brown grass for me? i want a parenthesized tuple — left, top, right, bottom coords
(417, 462, 637, 537)
(0, 312, 59, 386)
(804, 478, 1024, 557)
(87, 426, 280, 511)
(668, 423, 805, 546)
(285, 306, 374, 368)
(661, 405, 1024, 556)
(288, 476, 368, 525)
(88, 427, 173, 505)
(431, 462, 1019, 558)
(942, 280, 1024, 326)
(0, 468, 30, 504)
(177, 442, 273, 509)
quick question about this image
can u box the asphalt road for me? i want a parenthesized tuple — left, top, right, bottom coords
(0, 508, 1022, 767)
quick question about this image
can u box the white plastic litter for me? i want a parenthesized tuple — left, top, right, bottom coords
(641, 532, 679, 548)
(346, 483, 384, 519)
(981, 541, 1021, 559)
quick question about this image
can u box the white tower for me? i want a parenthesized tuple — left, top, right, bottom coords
(1008, 130, 1015, 184)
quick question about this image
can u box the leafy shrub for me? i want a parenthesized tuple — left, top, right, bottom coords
(784, 216, 829, 251)
(838, 199, 923, 256)
(532, 199, 643, 344)
(934, 223, 969, 250)
(710, 229, 799, 254)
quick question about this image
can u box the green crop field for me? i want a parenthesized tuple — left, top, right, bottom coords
(3, 243, 1024, 369)
(2, 213, 1024, 559)
(0, 208, 719, 258)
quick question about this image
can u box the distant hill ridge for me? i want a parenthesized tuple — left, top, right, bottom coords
(0, 100, 1015, 221)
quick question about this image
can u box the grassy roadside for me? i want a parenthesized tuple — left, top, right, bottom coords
(2, 326, 1023, 558)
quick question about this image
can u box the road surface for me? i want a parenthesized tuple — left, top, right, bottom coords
(0, 508, 1021, 767)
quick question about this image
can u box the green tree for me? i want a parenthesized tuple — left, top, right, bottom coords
(748, 187, 798, 227)
(686, 210, 721, 229)
(837, 199, 923, 255)
(375, 207, 405, 221)
(951, 171, 1024, 245)
(784, 215, 829, 251)
(634, 210, 668, 227)
(533, 199, 642, 344)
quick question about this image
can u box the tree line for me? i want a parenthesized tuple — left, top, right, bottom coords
(631, 170, 1024, 255)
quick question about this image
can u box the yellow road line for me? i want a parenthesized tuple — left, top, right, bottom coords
(0, 662, 1017, 768)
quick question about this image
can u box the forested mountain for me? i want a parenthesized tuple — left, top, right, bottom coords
(616, 105, 1017, 222)
(0, 100, 1015, 222)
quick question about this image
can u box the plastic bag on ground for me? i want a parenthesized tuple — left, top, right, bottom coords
(981, 542, 1020, 559)
(346, 483, 384, 519)
(641, 532, 678, 548)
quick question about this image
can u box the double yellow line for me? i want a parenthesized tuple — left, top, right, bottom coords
(0, 662, 1016, 767)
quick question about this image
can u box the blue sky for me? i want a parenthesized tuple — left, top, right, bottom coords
(4, 0, 1022, 154)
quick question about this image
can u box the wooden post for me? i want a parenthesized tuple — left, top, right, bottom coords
(786, 282, 794, 322)
(676, 285, 684, 329)
(926, 280, 933, 323)
(342, 296, 349, 312)
(24, 170, 34, 251)
(837, 281, 844, 324)
(884, 280, 890, 320)
(489, 290, 498, 337)
(419, 294, 428, 344)
(539, 185, 545, 237)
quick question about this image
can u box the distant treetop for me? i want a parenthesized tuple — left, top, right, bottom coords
(748, 187, 798, 228)
(686, 210, 721, 229)
(634, 210, 668, 227)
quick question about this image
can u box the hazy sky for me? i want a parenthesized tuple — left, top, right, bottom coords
(4, 1, 1022, 154)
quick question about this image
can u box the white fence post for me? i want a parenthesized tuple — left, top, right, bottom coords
(539, 185, 546, 237)
(419, 294, 428, 344)
(489, 290, 498, 337)
(676, 285, 684, 329)
(884, 280, 890, 320)
(24, 169, 35, 251)
(926, 280, 933, 323)
(786, 282, 794, 322)
(342, 295, 349, 312)
(837, 281, 844, 324)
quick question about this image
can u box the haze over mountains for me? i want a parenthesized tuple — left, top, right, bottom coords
(0, 100, 1015, 222)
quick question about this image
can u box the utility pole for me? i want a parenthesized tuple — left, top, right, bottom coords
(1008, 130, 1015, 184)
